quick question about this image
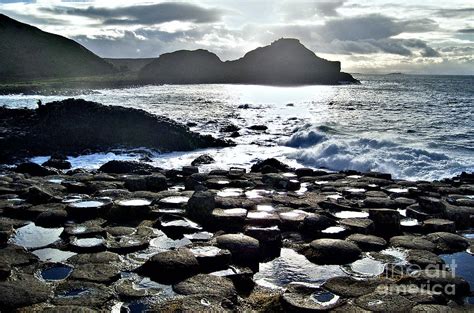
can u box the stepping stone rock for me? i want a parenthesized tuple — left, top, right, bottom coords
(69, 263, 121, 284)
(0, 274, 52, 310)
(398, 269, 470, 297)
(422, 219, 456, 233)
(324, 276, 384, 297)
(305, 239, 362, 265)
(216, 233, 260, 268)
(137, 248, 199, 284)
(369, 208, 400, 236)
(0, 244, 38, 266)
(425, 232, 469, 253)
(35, 210, 68, 228)
(406, 249, 445, 269)
(390, 235, 436, 252)
(186, 191, 215, 223)
(354, 292, 415, 312)
(346, 233, 387, 251)
(212, 208, 247, 231)
(418, 196, 446, 214)
(339, 218, 374, 234)
(301, 214, 336, 236)
(173, 274, 237, 300)
(190, 246, 231, 273)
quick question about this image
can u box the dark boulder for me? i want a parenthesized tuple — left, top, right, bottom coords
(251, 158, 293, 173)
(42, 157, 72, 170)
(15, 162, 57, 176)
(191, 154, 215, 166)
(99, 160, 156, 174)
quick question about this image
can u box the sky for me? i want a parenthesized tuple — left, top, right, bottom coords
(0, 0, 473, 74)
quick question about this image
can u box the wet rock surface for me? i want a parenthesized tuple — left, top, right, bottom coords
(0, 159, 472, 311)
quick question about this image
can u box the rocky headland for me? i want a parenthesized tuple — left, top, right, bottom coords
(139, 38, 359, 85)
(0, 98, 231, 163)
(0, 157, 473, 311)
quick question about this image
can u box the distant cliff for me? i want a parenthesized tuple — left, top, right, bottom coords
(0, 14, 115, 82)
(139, 38, 359, 85)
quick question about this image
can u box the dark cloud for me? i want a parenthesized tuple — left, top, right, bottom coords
(281, 0, 346, 20)
(314, 1, 346, 17)
(458, 28, 474, 33)
(437, 8, 474, 18)
(320, 14, 438, 41)
(42, 2, 224, 25)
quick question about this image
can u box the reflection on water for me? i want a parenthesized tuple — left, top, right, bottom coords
(254, 248, 347, 288)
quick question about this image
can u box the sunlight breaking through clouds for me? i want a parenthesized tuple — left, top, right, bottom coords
(0, 0, 472, 74)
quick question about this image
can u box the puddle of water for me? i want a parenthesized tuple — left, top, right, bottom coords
(254, 248, 347, 288)
(72, 237, 105, 248)
(10, 223, 63, 249)
(117, 199, 152, 206)
(321, 226, 346, 234)
(400, 218, 420, 226)
(347, 175, 362, 179)
(245, 189, 272, 199)
(32, 248, 76, 263)
(256, 204, 276, 212)
(346, 188, 366, 193)
(310, 290, 340, 306)
(441, 252, 474, 304)
(217, 188, 244, 197)
(387, 188, 408, 193)
(69, 200, 108, 208)
(184, 231, 213, 241)
(159, 196, 189, 205)
(341, 257, 385, 278)
(40, 264, 73, 281)
(333, 211, 369, 219)
(247, 211, 275, 219)
(327, 194, 343, 200)
(190, 246, 222, 257)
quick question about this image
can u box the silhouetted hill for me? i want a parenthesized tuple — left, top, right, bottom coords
(139, 38, 358, 85)
(0, 14, 115, 81)
(105, 58, 155, 73)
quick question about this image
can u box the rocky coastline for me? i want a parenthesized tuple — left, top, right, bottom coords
(0, 99, 231, 163)
(0, 157, 473, 311)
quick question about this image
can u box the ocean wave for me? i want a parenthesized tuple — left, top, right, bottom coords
(283, 127, 473, 181)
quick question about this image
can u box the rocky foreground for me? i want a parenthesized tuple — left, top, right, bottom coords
(0, 158, 473, 311)
(0, 98, 231, 163)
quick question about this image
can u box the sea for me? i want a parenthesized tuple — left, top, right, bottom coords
(1, 74, 473, 181)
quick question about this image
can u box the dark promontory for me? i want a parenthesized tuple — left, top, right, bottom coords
(0, 14, 115, 81)
(0, 99, 230, 162)
(139, 38, 358, 85)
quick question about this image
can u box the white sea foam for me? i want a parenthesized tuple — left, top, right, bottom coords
(283, 127, 473, 181)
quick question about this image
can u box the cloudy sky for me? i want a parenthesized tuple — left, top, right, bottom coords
(1, 0, 473, 74)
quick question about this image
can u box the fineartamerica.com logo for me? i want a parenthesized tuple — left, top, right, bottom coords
(380, 260, 458, 296)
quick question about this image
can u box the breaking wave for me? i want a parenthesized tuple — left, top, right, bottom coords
(283, 126, 473, 181)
